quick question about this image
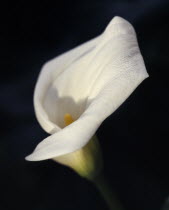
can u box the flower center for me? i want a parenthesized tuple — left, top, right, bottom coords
(64, 113, 74, 126)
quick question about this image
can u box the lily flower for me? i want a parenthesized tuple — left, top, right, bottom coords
(26, 16, 148, 178)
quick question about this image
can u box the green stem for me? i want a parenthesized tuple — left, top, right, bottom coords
(92, 173, 124, 210)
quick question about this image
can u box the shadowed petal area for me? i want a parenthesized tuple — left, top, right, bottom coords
(34, 35, 101, 134)
(26, 16, 148, 161)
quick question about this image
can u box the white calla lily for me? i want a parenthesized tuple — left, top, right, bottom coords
(26, 16, 148, 163)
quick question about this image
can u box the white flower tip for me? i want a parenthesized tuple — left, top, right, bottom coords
(105, 16, 135, 37)
(25, 154, 32, 161)
(112, 16, 128, 24)
(145, 72, 149, 79)
(25, 151, 50, 161)
(25, 154, 40, 161)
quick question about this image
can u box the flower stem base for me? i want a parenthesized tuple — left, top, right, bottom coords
(92, 173, 124, 210)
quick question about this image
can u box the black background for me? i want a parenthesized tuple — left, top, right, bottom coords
(1, 1, 169, 210)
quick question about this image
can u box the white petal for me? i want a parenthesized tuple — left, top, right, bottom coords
(26, 113, 101, 161)
(34, 16, 136, 133)
(34, 35, 101, 133)
(26, 16, 148, 161)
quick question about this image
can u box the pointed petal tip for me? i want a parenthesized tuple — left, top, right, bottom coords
(113, 16, 128, 24)
(25, 150, 51, 161)
(25, 154, 38, 162)
(25, 155, 32, 161)
(146, 72, 149, 78)
(105, 16, 134, 36)
(143, 69, 149, 80)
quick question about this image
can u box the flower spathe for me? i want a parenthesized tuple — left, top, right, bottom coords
(26, 16, 148, 162)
